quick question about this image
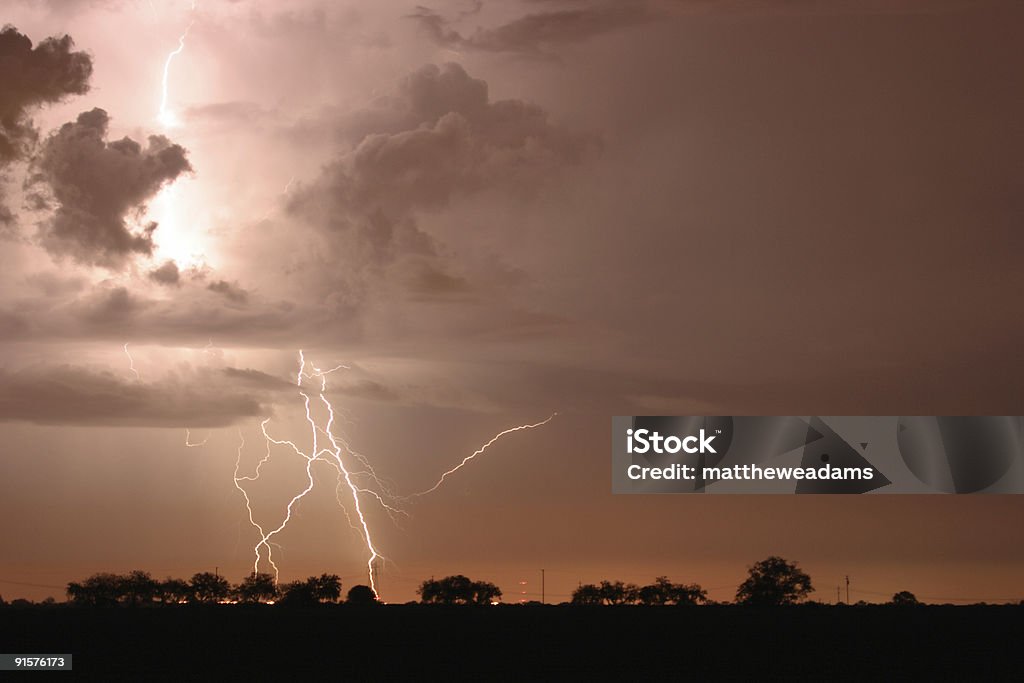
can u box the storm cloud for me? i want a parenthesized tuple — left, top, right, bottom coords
(287, 62, 593, 311)
(0, 364, 272, 428)
(32, 108, 192, 268)
(0, 26, 93, 225)
(304, 62, 591, 215)
(0, 27, 93, 163)
(409, 3, 654, 56)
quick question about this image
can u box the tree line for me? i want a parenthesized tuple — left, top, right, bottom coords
(568, 557, 934, 607)
(0, 556, 964, 607)
(64, 570, 377, 607)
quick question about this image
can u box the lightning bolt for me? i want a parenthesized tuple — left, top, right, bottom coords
(317, 385, 384, 595)
(258, 175, 298, 222)
(184, 428, 209, 447)
(123, 343, 141, 381)
(405, 413, 558, 499)
(228, 352, 383, 591)
(224, 349, 556, 600)
(232, 427, 279, 579)
(158, 2, 197, 128)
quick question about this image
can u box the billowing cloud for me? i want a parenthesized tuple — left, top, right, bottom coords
(0, 364, 274, 428)
(0, 26, 93, 224)
(287, 62, 593, 311)
(32, 108, 192, 267)
(305, 62, 591, 215)
(0, 27, 93, 163)
(148, 260, 181, 286)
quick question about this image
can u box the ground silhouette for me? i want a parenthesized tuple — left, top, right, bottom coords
(3, 558, 1021, 678)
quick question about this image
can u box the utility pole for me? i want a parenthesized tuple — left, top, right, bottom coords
(846, 575, 850, 604)
(541, 569, 545, 605)
(836, 586, 840, 604)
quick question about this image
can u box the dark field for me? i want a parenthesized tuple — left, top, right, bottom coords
(2, 604, 1022, 680)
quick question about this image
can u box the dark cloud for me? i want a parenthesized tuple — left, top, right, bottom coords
(328, 379, 400, 403)
(0, 27, 93, 164)
(409, 3, 653, 56)
(293, 62, 590, 264)
(207, 279, 249, 304)
(0, 364, 270, 428)
(0, 200, 14, 229)
(0, 277, 306, 346)
(316, 62, 592, 211)
(409, 0, 983, 60)
(281, 62, 594, 324)
(408, 263, 471, 299)
(77, 286, 148, 328)
(148, 260, 181, 286)
(220, 367, 294, 391)
(32, 108, 192, 268)
(0, 26, 92, 225)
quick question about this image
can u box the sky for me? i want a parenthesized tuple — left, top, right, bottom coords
(1, 0, 1022, 604)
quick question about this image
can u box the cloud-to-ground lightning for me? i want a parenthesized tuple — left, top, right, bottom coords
(232, 427, 281, 579)
(225, 349, 556, 600)
(229, 351, 383, 590)
(157, 2, 196, 128)
(123, 343, 141, 381)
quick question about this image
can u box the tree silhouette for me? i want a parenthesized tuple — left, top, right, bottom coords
(637, 577, 708, 606)
(67, 572, 124, 606)
(277, 581, 317, 607)
(159, 578, 191, 605)
(571, 584, 603, 605)
(122, 570, 160, 606)
(277, 575, 343, 606)
(235, 573, 278, 603)
(471, 580, 502, 605)
(890, 591, 921, 606)
(346, 585, 378, 605)
(418, 575, 503, 605)
(736, 556, 813, 606)
(599, 580, 639, 605)
(189, 572, 231, 604)
(310, 574, 342, 603)
(572, 578, 707, 606)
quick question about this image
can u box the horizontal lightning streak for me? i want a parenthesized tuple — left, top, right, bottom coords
(406, 413, 558, 499)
